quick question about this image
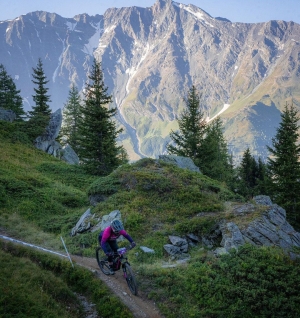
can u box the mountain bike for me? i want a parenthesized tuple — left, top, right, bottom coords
(96, 245, 138, 295)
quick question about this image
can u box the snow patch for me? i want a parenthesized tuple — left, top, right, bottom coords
(52, 33, 65, 83)
(65, 21, 77, 31)
(82, 21, 103, 56)
(173, 2, 214, 27)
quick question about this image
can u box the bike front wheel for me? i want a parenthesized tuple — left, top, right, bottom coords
(96, 247, 111, 275)
(124, 263, 138, 295)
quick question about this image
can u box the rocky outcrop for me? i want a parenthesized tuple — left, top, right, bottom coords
(0, 108, 16, 122)
(164, 235, 190, 260)
(60, 144, 79, 165)
(34, 109, 79, 164)
(35, 109, 62, 157)
(71, 208, 94, 236)
(158, 155, 201, 173)
(212, 195, 300, 259)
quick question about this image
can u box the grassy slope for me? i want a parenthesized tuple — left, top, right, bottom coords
(1, 121, 300, 317)
(0, 122, 132, 318)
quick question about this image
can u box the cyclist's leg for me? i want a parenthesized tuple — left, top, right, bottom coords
(110, 240, 119, 254)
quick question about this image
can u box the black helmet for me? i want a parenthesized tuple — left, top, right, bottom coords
(111, 219, 124, 234)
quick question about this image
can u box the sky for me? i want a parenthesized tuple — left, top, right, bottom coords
(1, 0, 300, 24)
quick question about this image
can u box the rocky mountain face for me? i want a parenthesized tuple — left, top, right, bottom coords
(1, 0, 300, 161)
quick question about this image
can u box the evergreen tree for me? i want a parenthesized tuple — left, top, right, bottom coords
(59, 84, 82, 153)
(27, 58, 52, 140)
(167, 85, 206, 166)
(237, 148, 257, 198)
(256, 157, 269, 195)
(0, 64, 25, 120)
(267, 103, 300, 223)
(199, 116, 232, 183)
(77, 59, 123, 175)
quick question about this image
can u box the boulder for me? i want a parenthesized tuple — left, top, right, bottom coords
(169, 235, 189, 253)
(71, 208, 94, 236)
(158, 155, 200, 173)
(60, 144, 79, 165)
(140, 246, 155, 253)
(35, 108, 63, 156)
(0, 108, 16, 122)
(90, 210, 122, 233)
(163, 244, 181, 256)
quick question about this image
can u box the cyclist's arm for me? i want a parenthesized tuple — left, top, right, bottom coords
(120, 230, 134, 243)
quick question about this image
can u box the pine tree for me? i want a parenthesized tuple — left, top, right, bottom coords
(59, 84, 82, 153)
(199, 116, 232, 183)
(237, 148, 257, 198)
(77, 59, 123, 175)
(27, 58, 52, 140)
(167, 85, 206, 166)
(0, 64, 25, 120)
(267, 102, 300, 223)
(256, 157, 269, 195)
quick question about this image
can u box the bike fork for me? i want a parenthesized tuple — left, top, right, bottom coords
(122, 266, 127, 279)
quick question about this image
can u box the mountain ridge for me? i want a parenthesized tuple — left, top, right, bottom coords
(1, 0, 299, 161)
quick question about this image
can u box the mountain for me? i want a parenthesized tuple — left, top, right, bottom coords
(1, 0, 300, 162)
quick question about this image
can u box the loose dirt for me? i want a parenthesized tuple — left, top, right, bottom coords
(72, 255, 163, 318)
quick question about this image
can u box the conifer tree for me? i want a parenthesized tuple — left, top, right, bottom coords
(237, 148, 257, 198)
(267, 103, 300, 223)
(0, 64, 25, 120)
(59, 84, 82, 153)
(27, 58, 52, 140)
(167, 85, 206, 166)
(199, 116, 232, 183)
(77, 59, 123, 175)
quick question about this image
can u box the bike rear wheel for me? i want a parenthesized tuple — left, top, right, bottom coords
(124, 263, 138, 295)
(96, 247, 111, 275)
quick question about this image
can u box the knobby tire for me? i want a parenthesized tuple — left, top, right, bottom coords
(96, 247, 111, 275)
(124, 263, 138, 295)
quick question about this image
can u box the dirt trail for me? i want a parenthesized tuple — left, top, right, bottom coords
(72, 255, 163, 318)
(0, 233, 163, 318)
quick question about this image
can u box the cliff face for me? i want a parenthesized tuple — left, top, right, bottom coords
(1, 0, 300, 161)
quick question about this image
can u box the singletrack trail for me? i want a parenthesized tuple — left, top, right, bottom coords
(72, 255, 163, 318)
(0, 233, 163, 318)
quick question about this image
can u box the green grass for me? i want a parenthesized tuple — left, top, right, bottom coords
(0, 241, 133, 318)
(1, 122, 300, 317)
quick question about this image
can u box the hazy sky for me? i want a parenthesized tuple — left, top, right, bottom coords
(1, 0, 300, 24)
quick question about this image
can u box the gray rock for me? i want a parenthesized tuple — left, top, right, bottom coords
(253, 195, 273, 206)
(140, 246, 155, 253)
(186, 233, 201, 242)
(60, 144, 79, 165)
(158, 155, 200, 173)
(169, 235, 189, 253)
(215, 197, 300, 258)
(0, 108, 16, 122)
(220, 222, 245, 251)
(71, 208, 93, 236)
(35, 109, 63, 155)
(163, 244, 181, 256)
(90, 210, 123, 241)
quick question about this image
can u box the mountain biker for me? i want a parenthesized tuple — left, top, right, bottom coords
(98, 219, 136, 275)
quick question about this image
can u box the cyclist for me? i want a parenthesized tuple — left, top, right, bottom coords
(98, 219, 136, 275)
